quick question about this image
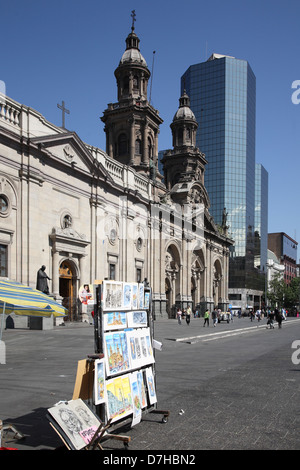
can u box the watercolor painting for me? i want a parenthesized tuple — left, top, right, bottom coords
(144, 291, 150, 309)
(138, 283, 144, 309)
(104, 311, 127, 331)
(127, 310, 148, 328)
(106, 375, 133, 423)
(104, 332, 130, 376)
(145, 367, 157, 405)
(132, 283, 138, 309)
(94, 358, 106, 405)
(123, 283, 132, 309)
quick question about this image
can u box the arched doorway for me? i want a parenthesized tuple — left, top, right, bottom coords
(59, 260, 77, 321)
(213, 259, 222, 308)
(165, 244, 181, 318)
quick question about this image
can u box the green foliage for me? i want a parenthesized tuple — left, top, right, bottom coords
(267, 273, 300, 310)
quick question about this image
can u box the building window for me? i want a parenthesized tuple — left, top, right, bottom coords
(136, 268, 142, 283)
(109, 264, 116, 280)
(0, 195, 10, 217)
(0, 244, 8, 277)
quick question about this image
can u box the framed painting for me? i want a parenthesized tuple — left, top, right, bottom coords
(138, 283, 144, 309)
(106, 374, 133, 423)
(145, 367, 157, 405)
(102, 281, 123, 311)
(103, 311, 127, 331)
(104, 332, 130, 376)
(127, 310, 148, 328)
(123, 283, 132, 309)
(94, 358, 106, 405)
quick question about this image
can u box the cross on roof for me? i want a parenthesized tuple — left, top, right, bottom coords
(131, 10, 136, 30)
(57, 100, 70, 129)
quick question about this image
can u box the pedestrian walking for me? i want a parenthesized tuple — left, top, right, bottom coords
(250, 310, 255, 322)
(275, 308, 283, 329)
(266, 310, 275, 329)
(203, 309, 210, 327)
(256, 309, 261, 322)
(177, 307, 182, 325)
(212, 307, 218, 327)
(186, 304, 191, 325)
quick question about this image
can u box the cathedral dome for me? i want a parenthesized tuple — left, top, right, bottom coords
(120, 48, 147, 66)
(173, 106, 196, 121)
(173, 90, 196, 121)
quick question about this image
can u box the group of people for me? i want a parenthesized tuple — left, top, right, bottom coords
(249, 308, 286, 329)
(176, 306, 225, 327)
(176, 304, 287, 329)
(176, 305, 192, 325)
(266, 308, 285, 329)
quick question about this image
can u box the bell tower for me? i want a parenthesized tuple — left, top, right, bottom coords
(162, 90, 210, 207)
(101, 11, 163, 180)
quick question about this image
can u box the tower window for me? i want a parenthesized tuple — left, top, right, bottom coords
(118, 133, 128, 156)
(178, 129, 183, 146)
(133, 75, 139, 90)
(135, 138, 142, 154)
(148, 137, 153, 159)
(123, 76, 129, 93)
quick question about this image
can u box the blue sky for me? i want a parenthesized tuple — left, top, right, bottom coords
(1, 0, 300, 253)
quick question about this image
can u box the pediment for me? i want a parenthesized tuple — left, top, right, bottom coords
(30, 132, 112, 182)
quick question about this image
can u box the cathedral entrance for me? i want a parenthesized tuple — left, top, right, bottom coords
(59, 260, 77, 321)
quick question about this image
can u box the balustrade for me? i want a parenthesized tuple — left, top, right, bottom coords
(0, 98, 20, 127)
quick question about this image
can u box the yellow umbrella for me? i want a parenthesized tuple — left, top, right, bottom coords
(0, 279, 67, 317)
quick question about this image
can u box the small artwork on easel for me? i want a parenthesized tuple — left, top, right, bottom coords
(103, 281, 123, 311)
(94, 358, 106, 405)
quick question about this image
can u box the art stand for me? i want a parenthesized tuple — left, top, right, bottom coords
(93, 280, 169, 443)
(47, 279, 169, 450)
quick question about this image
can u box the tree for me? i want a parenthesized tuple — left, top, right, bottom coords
(267, 273, 285, 309)
(267, 273, 300, 311)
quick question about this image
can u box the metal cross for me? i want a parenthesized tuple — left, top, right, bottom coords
(131, 10, 136, 30)
(57, 100, 70, 129)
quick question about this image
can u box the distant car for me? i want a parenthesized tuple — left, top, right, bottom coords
(218, 311, 231, 323)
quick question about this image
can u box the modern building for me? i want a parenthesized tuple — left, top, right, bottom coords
(268, 233, 298, 285)
(181, 53, 268, 311)
(254, 163, 268, 273)
(0, 19, 232, 326)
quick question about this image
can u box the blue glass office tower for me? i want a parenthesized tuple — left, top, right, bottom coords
(182, 54, 265, 293)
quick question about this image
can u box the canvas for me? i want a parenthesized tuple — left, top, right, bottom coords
(48, 399, 101, 450)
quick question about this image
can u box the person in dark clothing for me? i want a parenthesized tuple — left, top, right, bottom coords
(275, 308, 283, 329)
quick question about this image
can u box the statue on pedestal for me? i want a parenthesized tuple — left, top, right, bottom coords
(36, 265, 51, 295)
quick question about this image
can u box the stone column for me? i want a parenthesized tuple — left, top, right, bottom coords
(52, 249, 60, 297)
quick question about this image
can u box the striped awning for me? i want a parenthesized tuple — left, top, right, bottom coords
(0, 279, 68, 317)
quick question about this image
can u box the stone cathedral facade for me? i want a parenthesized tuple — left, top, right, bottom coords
(0, 21, 232, 321)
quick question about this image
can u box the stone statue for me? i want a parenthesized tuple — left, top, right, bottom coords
(222, 207, 228, 227)
(36, 265, 51, 294)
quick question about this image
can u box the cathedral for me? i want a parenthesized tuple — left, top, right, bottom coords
(0, 19, 232, 322)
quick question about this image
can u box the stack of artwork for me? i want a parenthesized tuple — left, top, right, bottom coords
(93, 280, 157, 425)
(48, 399, 103, 450)
(102, 281, 150, 311)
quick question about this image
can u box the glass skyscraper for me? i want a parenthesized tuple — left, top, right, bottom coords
(182, 54, 267, 295)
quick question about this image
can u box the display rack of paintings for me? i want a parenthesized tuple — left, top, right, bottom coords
(92, 280, 169, 430)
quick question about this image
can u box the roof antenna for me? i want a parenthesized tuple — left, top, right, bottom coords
(149, 50, 156, 105)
